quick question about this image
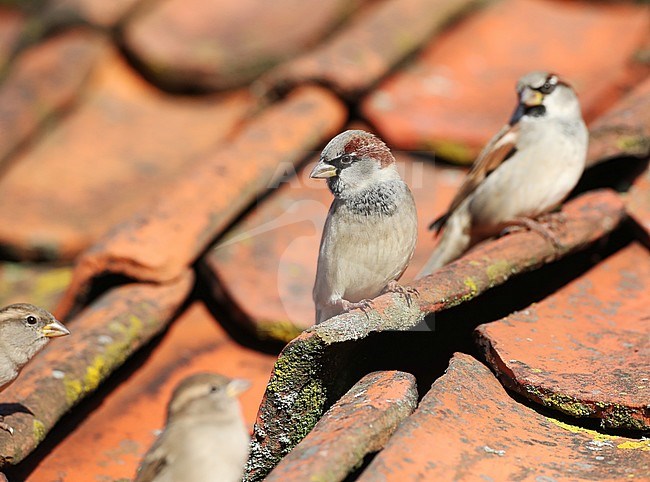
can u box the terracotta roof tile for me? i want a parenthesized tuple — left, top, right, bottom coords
(628, 164, 650, 238)
(358, 354, 649, 481)
(265, 371, 417, 482)
(477, 241, 650, 430)
(587, 76, 650, 168)
(123, 0, 361, 90)
(0, 6, 25, 73)
(44, 0, 143, 27)
(0, 45, 254, 261)
(0, 262, 71, 311)
(0, 29, 106, 171)
(0, 1, 647, 479)
(256, 0, 485, 99)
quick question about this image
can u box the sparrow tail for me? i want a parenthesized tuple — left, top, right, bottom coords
(416, 207, 471, 279)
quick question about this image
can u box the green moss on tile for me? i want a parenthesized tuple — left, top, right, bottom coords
(525, 385, 594, 417)
(256, 319, 303, 343)
(547, 418, 616, 443)
(382, 296, 426, 331)
(287, 378, 327, 444)
(62, 313, 150, 406)
(0, 263, 72, 310)
(527, 385, 648, 430)
(616, 135, 650, 155)
(462, 277, 478, 300)
(84, 355, 107, 393)
(617, 440, 650, 451)
(485, 259, 511, 285)
(32, 419, 46, 443)
(602, 405, 647, 431)
(63, 377, 83, 405)
(426, 140, 474, 165)
(266, 336, 324, 394)
(32, 267, 72, 305)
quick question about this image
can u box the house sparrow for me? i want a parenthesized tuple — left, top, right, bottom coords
(419, 71, 588, 276)
(311, 130, 418, 324)
(0, 303, 70, 434)
(135, 373, 251, 482)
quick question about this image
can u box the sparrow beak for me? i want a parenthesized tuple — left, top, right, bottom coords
(41, 319, 70, 338)
(520, 87, 544, 107)
(310, 160, 337, 179)
(226, 378, 251, 397)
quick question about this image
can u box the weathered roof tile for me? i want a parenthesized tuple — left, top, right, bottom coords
(265, 371, 417, 482)
(477, 241, 650, 430)
(0, 45, 254, 261)
(0, 262, 71, 311)
(358, 354, 649, 481)
(628, 163, 650, 237)
(44, 0, 143, 27)
(0, 6, 25, 73)
(123, 0, 360, 90)
(587, 76, 650, 167)
(257, 0, 485, 99)
(0, 29, 107, 170)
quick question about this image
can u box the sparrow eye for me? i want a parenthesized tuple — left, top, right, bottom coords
(539, 79, 557, 95)
(340, 154, 353, 165)
(210, 385, 218, 393)
(26, 315, 37, 325)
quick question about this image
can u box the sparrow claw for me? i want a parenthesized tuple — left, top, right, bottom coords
(537, 211, 567, 231)
(341, 298, 374, 318)
(383, 281, 419, 307)
(502, 216, 565, 253)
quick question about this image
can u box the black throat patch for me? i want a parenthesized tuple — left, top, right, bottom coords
(509, 103, 546, 124)
(342, 181, 402, 216)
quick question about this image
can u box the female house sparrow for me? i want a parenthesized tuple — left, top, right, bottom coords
(135, 373, 250, 482)
(311, 130, 418, 324)
(0, 303, 70, 434)
(419, 71, 588, 276)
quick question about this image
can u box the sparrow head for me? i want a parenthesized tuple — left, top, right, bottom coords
(0, 304, 69, 364)
(510, 71, 582, 124)
(167, 373, 250, 421)
(310, 130, 398, 197)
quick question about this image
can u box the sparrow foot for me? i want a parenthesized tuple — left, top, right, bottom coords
(341, 298, 374, 317)
(503, 217, 565, 252)
(0, 417, 14, 435)
(536, 211, 567, 231)
(383, 281, 419, 307)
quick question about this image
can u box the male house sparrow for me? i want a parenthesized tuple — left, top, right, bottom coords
(135, 373, 250, 482)
(311, 130, 418, 324)
(0, 303, 70, 434)
(419, 71, 588, 276)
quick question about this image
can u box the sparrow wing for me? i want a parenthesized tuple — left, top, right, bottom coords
(429, 124, 519, 232)
(134, 438, 169, 482)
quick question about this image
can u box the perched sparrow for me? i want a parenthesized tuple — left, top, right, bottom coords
(419, 71, 588, 276)
(0, 303, 70, 434)
(311, 130, 418, 324)
(135, 373, 251, 482)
